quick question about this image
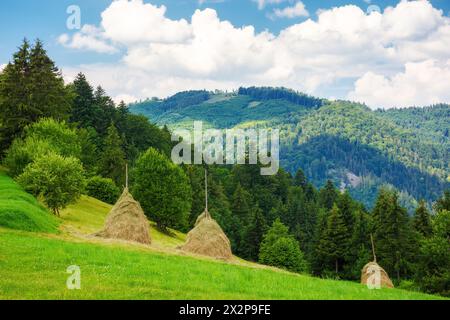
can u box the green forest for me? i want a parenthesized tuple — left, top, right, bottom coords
(130, 88, 449, 212)
(1, 40, 449, 298)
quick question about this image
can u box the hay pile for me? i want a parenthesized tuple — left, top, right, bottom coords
(94, 188, 151, 245)
(181, 210, 232, 260)
(361, 262, 394, 288)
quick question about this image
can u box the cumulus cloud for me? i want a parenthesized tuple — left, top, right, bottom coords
(58, 25, 118, 54)
(0, 64, 6, 73)
(349, 60, 450, 108)
(272, 2, 309, 19)
(58, 0, 450, 108)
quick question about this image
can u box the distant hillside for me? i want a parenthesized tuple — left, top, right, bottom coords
(130, 88, 449, 210)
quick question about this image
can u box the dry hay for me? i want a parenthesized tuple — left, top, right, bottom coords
(181, 210, 232, 260)
(94, 188, 151, 245)
(361, 262, 394, 288)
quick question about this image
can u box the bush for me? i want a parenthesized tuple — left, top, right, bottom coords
(18, 152, 86, 215)
(3, 118, 82, 177)
(86, 176, 120, 204)
(3, 137, 53, 177)
(259, 219, 307, 273)
(132, 147, 192, 232)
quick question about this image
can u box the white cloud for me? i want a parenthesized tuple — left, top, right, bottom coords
(0, 64, 6, 73)
(58, 0, 450, 108)
(272, 2, 309, 19)
(349, 60, 450, 108)
(58, 25, 118, 54)
(253, 0, 288, 10)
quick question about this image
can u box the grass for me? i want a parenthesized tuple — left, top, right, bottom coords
(0, 171, 59, 233)
(0, 191, 445, 300)
(0, 228, 443, 300)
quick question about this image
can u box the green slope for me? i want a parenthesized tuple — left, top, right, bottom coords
(0, 194, 444, 300)
(130, 90, 449, 209)
(0, 170, 59, 233)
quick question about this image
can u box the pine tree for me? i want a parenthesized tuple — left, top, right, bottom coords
(294, 168, 307, 188)
(0, 39, 69, 152)
(240, 205, 267, 261)
(434, 190, 450, 213)
(0, 39, 31, 152)
(231, 183, 251, 223)
(99, 123, 126, 186)
(372, 188, 418, 281)
(413, 200, 433, 237)
(69, 73, 99, 129)
(319, 180, 338, 210)
(316, 204, 349, 275)
(28, 39, 70, 121)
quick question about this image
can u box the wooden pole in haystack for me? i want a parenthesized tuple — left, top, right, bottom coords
(125, 163, 129, 190)
(370, 234, 377, 263)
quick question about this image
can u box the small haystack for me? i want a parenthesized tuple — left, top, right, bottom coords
(94, 188, 151, 245)
(181, 170, 233, 260)
(361, 262, 394, 288)
(361, 235, 394, 288)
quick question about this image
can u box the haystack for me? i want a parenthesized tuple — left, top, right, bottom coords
(361, 234, 394, 288)
(361, 261, 394, 288)
(180, 170, 232, 260)
(94, 188, 151, 245)
(181, 209, 232, 260)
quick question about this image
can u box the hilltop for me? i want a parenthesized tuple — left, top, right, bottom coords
(130, 87, 450, 211)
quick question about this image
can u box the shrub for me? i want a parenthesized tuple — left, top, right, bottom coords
(132, 147, 192, 232)
(259, 219, 307, 273)
(18, 152, 86, 215)
(3, 118, 82, 177)
(86, 176, 120, 204)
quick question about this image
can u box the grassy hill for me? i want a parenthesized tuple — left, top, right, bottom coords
(0, 170, 59, 233)
(0, 192, 444, 300)
(130, 89, 449, 210)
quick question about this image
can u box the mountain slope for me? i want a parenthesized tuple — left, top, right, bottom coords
(0, 194, 443, 300)
(130, 88, 449, 210)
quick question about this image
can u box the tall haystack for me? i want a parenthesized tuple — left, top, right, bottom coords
(94, 166, 151, 245)
(181, 170, 233, 260)
(361, 235, 394, 288)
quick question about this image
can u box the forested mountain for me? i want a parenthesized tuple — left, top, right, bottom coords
(130, 88, 449, 211)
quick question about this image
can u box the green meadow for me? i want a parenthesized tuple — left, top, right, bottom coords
(0, 172, 443, 300)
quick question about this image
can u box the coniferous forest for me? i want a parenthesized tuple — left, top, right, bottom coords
(1, 40, 449, 298)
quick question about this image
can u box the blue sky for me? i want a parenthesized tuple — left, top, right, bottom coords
(1, 0, 450, 108)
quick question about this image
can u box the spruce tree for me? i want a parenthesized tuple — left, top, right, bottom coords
(69, 73, 99, 129)
(231, 183, 251, 223)
(0, 39, 69, 152)
(319, 180, 338, 210)
(99, 123, 126, 186)
(241, 205, 267, 261)
(413, 200, 433, 237)
(372, 188, 417, 281)
(316, 204, 349, 275)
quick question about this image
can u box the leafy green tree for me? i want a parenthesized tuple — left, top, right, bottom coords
(259, 218, 307, 273)
(132, 148, 192, 232)
(413, 200, 433, 237)
(18, 152, 85, 215)
(316, 204, 349, 275)
(99, 123, 126, 186)
(3, 118, 81, 176)
(86, 176, 120, 205)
